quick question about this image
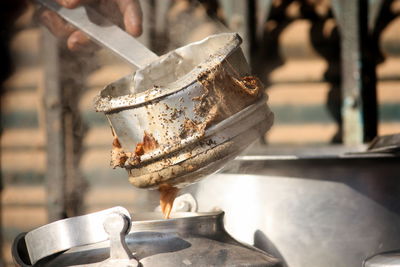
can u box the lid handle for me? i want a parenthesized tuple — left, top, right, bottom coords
(100, 212, 139, 267)
(25, 206, 131, 265)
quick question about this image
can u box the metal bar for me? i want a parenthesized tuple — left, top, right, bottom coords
(42, 28, 89, 221)
(220, 0, 251, 62)
(360, 0, 378, 142)
(332, 0, 364, 145)
(332, 0, 378, 144)
(42, 29, 66, 221)
(59, 48, 88, 218)
(256, 0, 273, 40)
(368, 0, 383, 32)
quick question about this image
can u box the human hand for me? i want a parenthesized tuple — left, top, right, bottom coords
(38, 0, 142, 51)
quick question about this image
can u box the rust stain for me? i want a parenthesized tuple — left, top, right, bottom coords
(110, 136, 129, 169)
(142, 131, 159, 152)
(134, 131, 159, 157)
(135, 143, 145, 157)
(158, 184, 179, 219)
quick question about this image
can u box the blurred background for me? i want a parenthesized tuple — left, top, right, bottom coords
(1, 0, 399, 266)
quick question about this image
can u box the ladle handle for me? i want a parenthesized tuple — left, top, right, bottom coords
(36, 0, 159, 69)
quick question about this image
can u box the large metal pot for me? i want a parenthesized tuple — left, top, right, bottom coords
(187, 153, 400, 267)
(12, 207, 281, 267)
(94, 33, 273, 189)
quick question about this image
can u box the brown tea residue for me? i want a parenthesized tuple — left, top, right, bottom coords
(159, 184, 179, 219)
(235, 76, 264, 95)
(138, 131, 159, 153)
(184, 63, 264, 138)
(179, 118, 203, 139)
(110, 131, 159, 168)
(111, 136, 129, 168)
(196, 65, 262, 119)
(178, 66, 263, 140)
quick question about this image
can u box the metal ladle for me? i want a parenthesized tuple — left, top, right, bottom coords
(37, 0, 274, 189)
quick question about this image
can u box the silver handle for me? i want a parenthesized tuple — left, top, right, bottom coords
(36, 0, 159, 69)
(100, 212, 139, 267)
(25, 206, 132, 265)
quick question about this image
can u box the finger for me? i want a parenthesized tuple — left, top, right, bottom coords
(54, 0, 95, 9)
(115, 0, 143, 36)
(39, 9, 76, 40)
(67, 30, 98, 52)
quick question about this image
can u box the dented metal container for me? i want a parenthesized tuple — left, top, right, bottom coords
(95, 33, 274, 189)
(12, 207, 281, 267)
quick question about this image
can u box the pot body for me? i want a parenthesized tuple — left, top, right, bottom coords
(188, 155, 400, 267)
(13, 211, 281, 267)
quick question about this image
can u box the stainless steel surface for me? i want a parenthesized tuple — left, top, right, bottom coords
(187, 155, 400, 267)
(171, 193, 198, 212)
(367, 133, 400, 154)
(364, 252, 400, 267)
(13, 211, 281, 266)
(25, 207, 131, 265)
(95, 32, 273, 189)
(36, 0, 158, 69)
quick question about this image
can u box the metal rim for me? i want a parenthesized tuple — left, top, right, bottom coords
(127, 97, 272, 166)
(94, 33, 242, 112)
(129, 211, 224, 232)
